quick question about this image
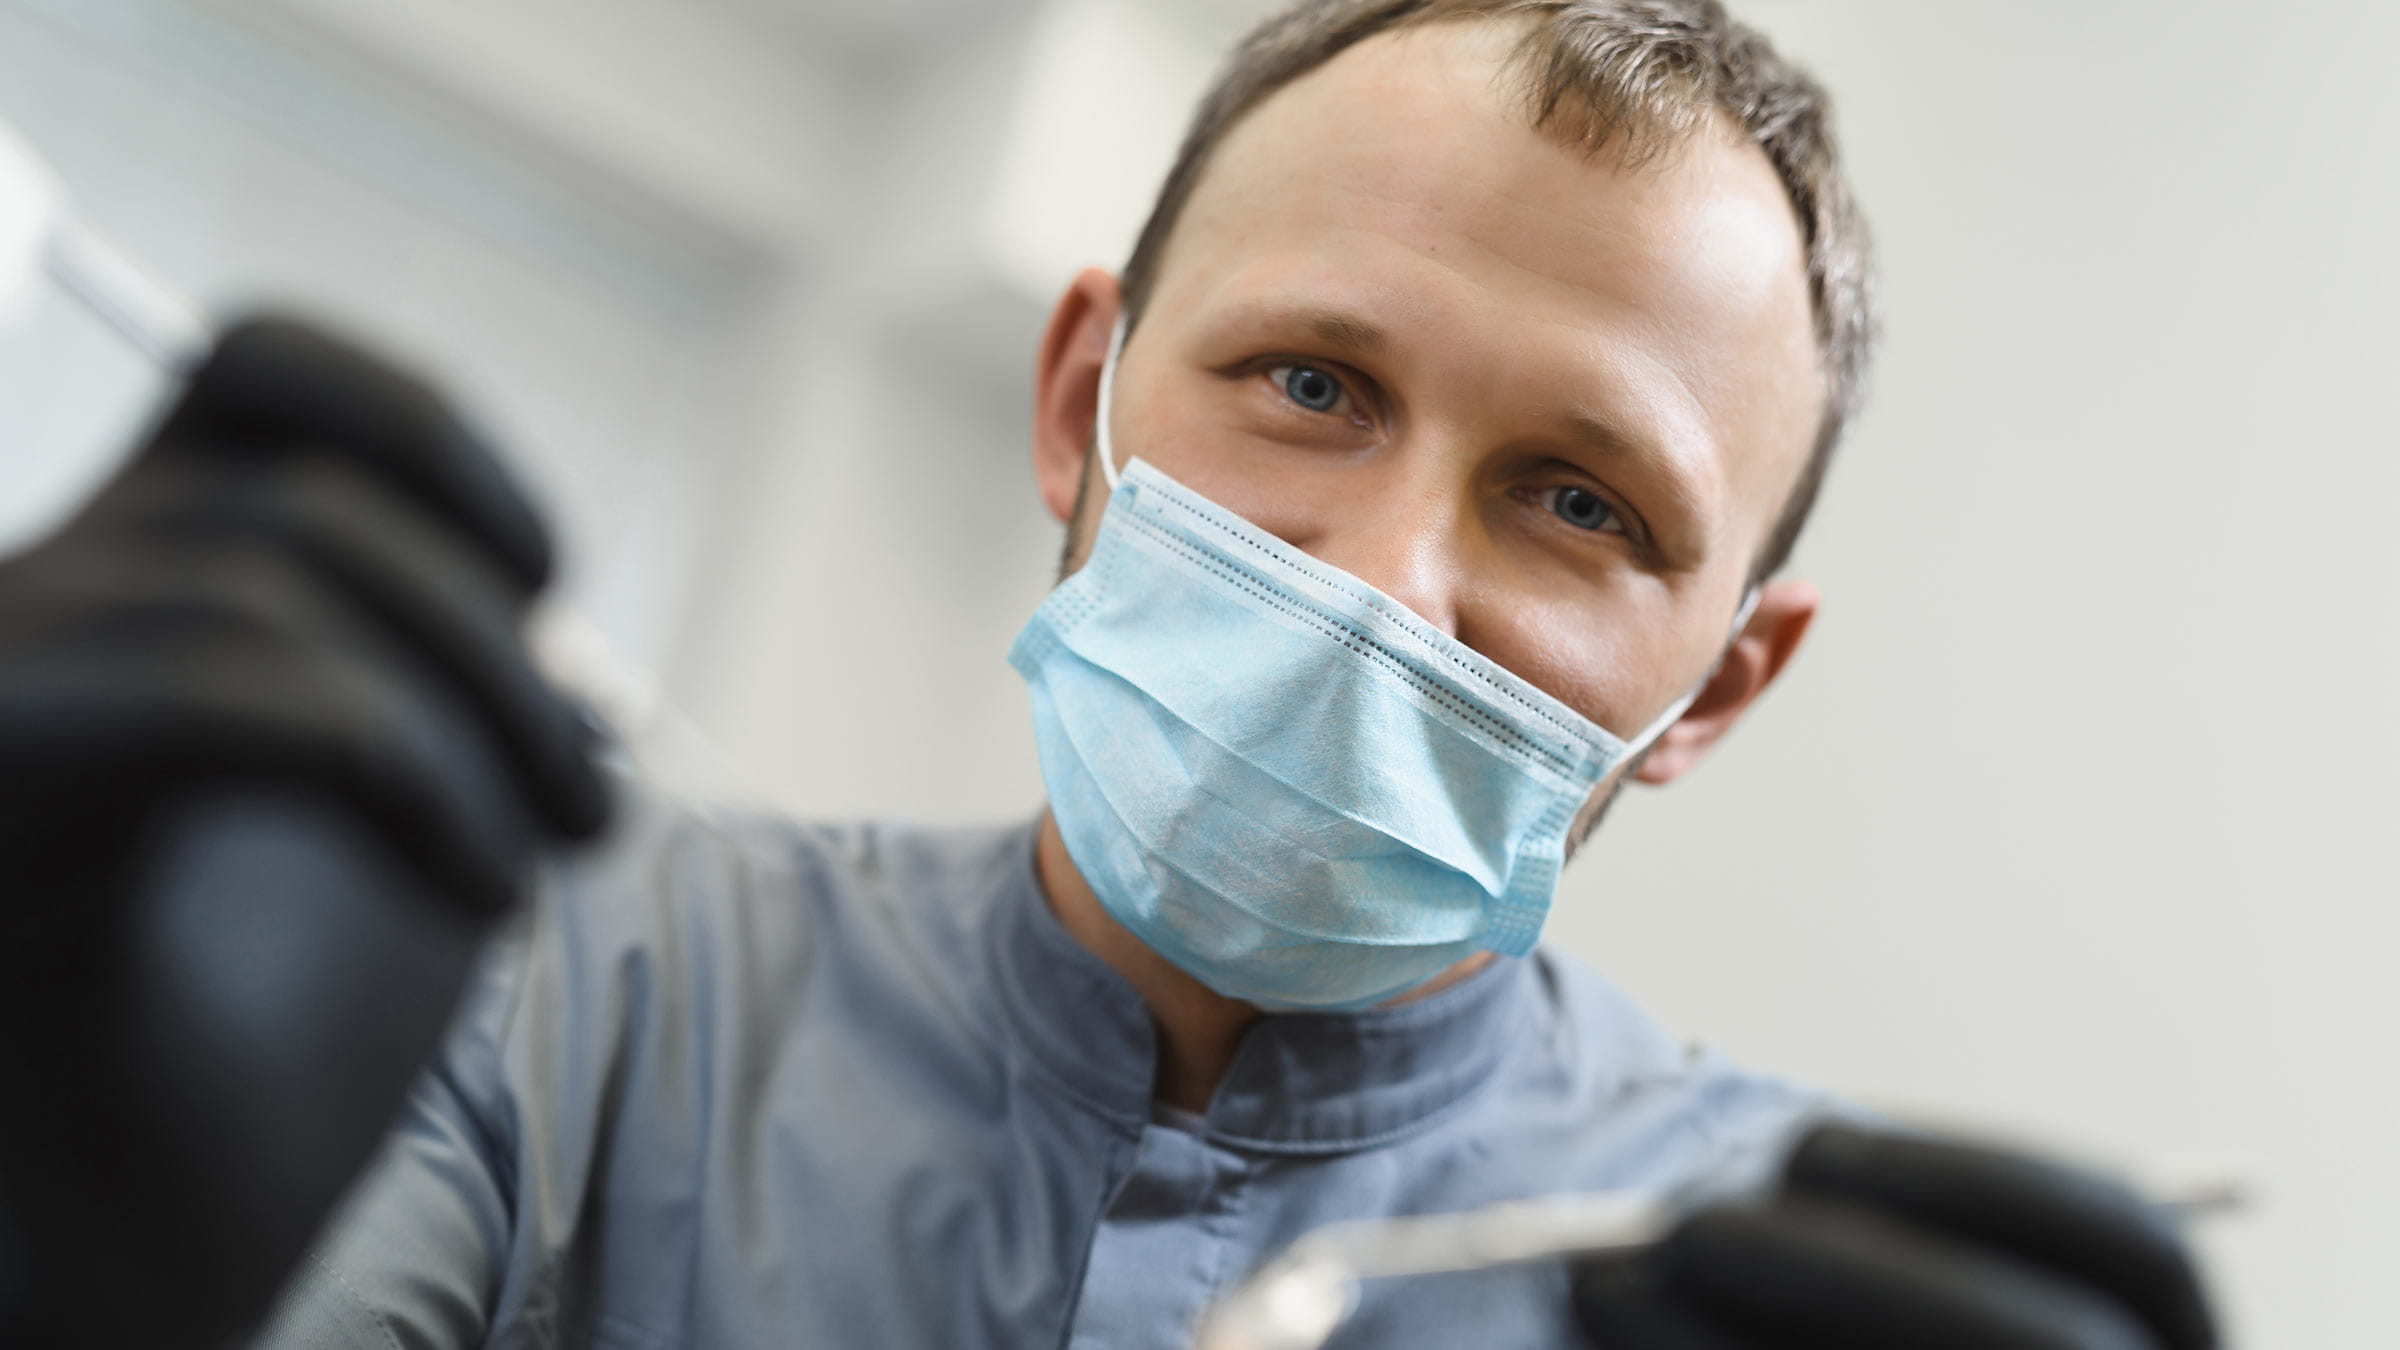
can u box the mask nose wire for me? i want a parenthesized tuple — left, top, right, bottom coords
(1095, 312, 1129, 491)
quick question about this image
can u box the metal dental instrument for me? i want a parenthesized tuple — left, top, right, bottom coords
(0, 136, 664, 758)
(1194, 1189, 1673, 1350)
(42, 219, 213, 369)
(1, 117, 206, 368)
(1193, 1167, 2248, 1350)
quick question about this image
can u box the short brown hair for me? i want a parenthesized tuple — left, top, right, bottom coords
(1118, 0, 1878, 580)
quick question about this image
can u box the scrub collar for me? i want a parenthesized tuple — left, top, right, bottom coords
(989, 821, 1538, 1154)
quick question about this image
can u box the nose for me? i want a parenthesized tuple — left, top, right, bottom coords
(1291, 480, 1466, 639)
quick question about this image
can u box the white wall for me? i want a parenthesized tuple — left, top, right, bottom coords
(4, 0, 2393, 1344)
(1567, 7, 2400, 1346)
(0, 0, 774, 674)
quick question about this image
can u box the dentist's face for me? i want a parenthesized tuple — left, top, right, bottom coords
(1033, 20, 1828, 818)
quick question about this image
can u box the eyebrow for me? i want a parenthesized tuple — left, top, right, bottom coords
(1297, 308, 1389, 356)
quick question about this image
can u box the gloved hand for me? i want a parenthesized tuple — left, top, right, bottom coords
(0, 316, 611, 1347)
(1572, 1122, 2219, 1350)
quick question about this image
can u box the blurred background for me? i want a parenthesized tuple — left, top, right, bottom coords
(2, 0, 2393, 1344)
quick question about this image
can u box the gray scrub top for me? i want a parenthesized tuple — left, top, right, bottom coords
(253, 776, 1832, 1349)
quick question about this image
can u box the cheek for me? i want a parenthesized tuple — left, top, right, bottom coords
(1116, 388, 1347, 543)
(1463, 598, 1676, 738)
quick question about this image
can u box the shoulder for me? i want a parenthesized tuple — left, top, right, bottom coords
(532, 768, 1033, 972)
(1506, 944, 1843, 1193)
(424, 770, 1041, 1217)
(464, 767, 1039, 1110)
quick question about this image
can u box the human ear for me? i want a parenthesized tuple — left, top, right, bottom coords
(1632, 578, 1819, 785)
(1030, 267, 1123, 526)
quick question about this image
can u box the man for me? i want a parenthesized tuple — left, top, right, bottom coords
(0, 1, 2217, 1347)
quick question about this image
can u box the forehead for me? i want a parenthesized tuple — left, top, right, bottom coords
(1148, 20, 1823, 552)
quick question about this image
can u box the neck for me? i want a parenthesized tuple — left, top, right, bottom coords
(1034, 813, 1256, 1111)
(1031, 810, 1493, 1113)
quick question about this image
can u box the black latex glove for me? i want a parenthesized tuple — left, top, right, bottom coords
(0, 316, 612, 1347)
(1573, 1123, 2220, 1350)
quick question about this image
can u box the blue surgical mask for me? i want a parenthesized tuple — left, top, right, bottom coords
(1009, 319, 1751, 1011)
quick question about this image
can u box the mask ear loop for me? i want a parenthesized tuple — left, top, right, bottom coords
(1095, 312, 1129, 491)
(1622, 584, 1764, 756)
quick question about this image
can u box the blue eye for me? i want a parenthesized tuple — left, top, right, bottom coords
(1273, 364, 1345, 414)
(1545, 486, 1620, 533)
